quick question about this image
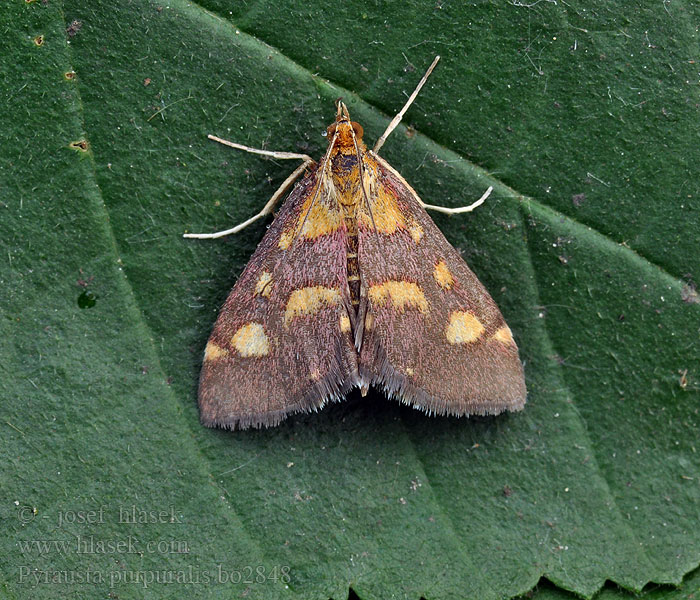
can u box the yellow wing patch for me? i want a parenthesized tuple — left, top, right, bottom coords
(492, 325, 515, 346)
(204, 341, 229, 361)
(278, 230, 294, 250)
(301, 198, 343, 240)
(370, 184, 406, 234)
(433, 260, 455, 290)
(357, 163, 407, 235)
(368, 280, 429, 313)
(409, 222, 424, 244)
(254, 271, 273, 297)
(340, 314, 351, 333)
(284, 286, 342, 325)
(278, 184, 343, 249)
(445, 311, 484, 345)
(232, 322, 270, 357)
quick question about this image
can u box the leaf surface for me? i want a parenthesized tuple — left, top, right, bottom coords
(1, 1, 699, 599)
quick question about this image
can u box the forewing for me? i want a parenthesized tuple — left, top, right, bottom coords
(199, 166, 360, 429)
(356, 153, 526, 416)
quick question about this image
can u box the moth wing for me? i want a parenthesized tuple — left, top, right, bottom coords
(199, 167, 360, 429)
(356, 153, 526, 416)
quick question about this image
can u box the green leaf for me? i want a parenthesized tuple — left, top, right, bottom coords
(2, 1, 698, 599)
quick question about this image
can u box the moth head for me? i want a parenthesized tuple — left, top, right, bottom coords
(327, 100, 364, 150)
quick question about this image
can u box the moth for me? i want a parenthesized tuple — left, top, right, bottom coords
(185, 56, 526, 429)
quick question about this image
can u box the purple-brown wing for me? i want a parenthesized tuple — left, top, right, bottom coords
(198, 166, 360, 429)
(355, 153, 526, 416)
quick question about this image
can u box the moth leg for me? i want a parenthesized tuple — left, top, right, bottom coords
(373, 55, 441, 154)
(206, 135, 313, 162)
(373, 153, 493, 216)
(183, 136, 315, 239)
(421, 186, 493, 215)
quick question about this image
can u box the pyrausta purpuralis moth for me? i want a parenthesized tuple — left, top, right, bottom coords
(185, 56, 526, 429)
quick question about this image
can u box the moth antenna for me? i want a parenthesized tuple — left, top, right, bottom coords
(373, 55, 441, 154)
(291, 128, 339, 247)
(349, 121, 377, 232)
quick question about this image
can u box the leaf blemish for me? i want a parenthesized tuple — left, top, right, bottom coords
(69, 140, 89, 152)
(66, 20, 82, 37)
(77, 290, 97, 309)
